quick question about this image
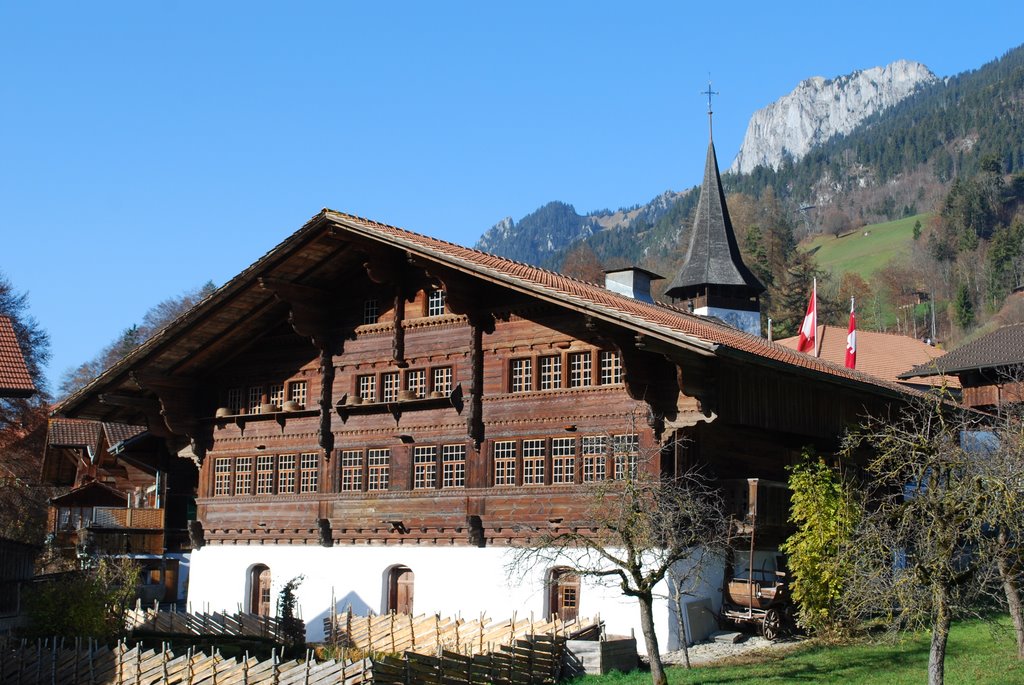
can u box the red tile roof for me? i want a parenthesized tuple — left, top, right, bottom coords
(0, 316, 34, 397)
(777, 325, 959, 389)
(47, 418, 103, 448)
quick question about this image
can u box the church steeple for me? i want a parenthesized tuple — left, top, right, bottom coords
(665, 90, 765, 336)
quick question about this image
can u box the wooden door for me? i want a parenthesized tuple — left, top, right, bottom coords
(549, 569, 579, 621)
(250, 565, 271, 616)
(388, 566, 414, 614)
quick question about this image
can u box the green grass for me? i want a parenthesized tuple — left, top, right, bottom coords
(802, 214, 927, 281)
(572, 617, 1024, 684)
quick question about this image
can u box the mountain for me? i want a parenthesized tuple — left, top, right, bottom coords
(729, 60, 937, 174)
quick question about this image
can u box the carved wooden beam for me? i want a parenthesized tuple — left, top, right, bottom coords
(392, 286, 406, 367)
(465, 311, 495, 448)
(318, 342, 336, 457)
(258, 277, 335, 349)
(131, 372, 211, 462)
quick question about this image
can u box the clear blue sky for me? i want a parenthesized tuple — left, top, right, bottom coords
(2, 1, 1022, 393)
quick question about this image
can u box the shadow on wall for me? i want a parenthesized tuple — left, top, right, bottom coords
(307, 591, 374, 642)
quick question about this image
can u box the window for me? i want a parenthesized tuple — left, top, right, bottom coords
(433, 367, 453, 395)
(406, 369, 426, 399)
(382, 372, 400, 402)
(269, 384, 285, 408)
(494, 441, 517, 486)
(340, 450, 363, 492)
(248, 386, 263, 414)
(511, 358, 532, 393)
(363, 299, 380, 325)
(582, 436, 607, 482)
(214, 458, 232, 496)
(226, 388, 242, 415)
(413, 446, 437, 489)
(256, 455, 275, 495)
(552, 438, 576, 484)
(235, 456, 253, 495)
(300, 453, 319, 493)
(358, 375, 377, 402)
(569, 352, 592, 388)
(277, 454, 296, 494)
(427, 289, 446, 317)
(613, 434, 640, 480)
(442, 444, 466, 488)
(523, 439, 546, 485)
(368, 449, 390, 491)
(600, 351, 623, 385)
(540, 355, 562, 390)
(289, 381, 307, 408)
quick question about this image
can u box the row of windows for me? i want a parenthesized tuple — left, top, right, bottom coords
(211, 434, 638, 496)
(362, 290, 447, 325)
(214, 453, 319, 496)
(225, 381, 308, 415)
(492, 434, 639, 485)
(357, 366, 453, 403)
(510, 351, 621, 393)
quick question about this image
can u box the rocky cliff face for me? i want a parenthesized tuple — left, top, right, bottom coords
(729, 60, 937, 175)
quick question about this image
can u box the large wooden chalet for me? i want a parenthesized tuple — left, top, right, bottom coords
(52, 141, 913, 649)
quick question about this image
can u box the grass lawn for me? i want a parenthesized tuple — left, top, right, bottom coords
(571, 617, 1024, 684)
(802, 214, 927, 282)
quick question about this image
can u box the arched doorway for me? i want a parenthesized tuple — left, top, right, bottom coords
(387, 566, 414, 614)
(249, 564, 272, 616)
(548, 568, 579, 621)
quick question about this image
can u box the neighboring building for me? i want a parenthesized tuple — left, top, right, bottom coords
(900, 322, 1024, 410)
(40, 418, 196, 603)
(0, 315, 34, 399)
(778, 325, 960, 394)
(52, 194, 913, 649)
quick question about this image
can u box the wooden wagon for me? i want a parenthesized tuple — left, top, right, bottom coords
(720, 570, 794, 640)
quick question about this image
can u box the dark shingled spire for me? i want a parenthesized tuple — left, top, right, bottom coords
(665, 140, 765, 303)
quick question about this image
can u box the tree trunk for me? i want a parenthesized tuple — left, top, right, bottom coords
(928, 586, 952, 685)
(637, 592, 667, 685)
(997, 531, 1024, 658)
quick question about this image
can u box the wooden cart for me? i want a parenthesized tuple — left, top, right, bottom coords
(720, 570, 794, 640)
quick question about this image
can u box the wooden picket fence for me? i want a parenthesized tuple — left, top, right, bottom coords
(324, 609, 601, 657)
(124, 606, 294, 643)
(0, 638, 372, 685)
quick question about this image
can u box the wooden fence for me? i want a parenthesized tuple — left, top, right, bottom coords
(325, 609, 601, 656)
(124, 606, 294, 643)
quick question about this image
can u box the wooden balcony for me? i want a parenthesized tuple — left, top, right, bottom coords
(50, 507, 167, 555)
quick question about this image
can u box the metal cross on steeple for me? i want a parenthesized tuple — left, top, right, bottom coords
(701, 78, 719, 141)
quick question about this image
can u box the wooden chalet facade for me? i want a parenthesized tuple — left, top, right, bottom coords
(52, 206, 914, 648)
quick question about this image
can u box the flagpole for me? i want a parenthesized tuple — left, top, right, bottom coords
(813, 278, 820, 358)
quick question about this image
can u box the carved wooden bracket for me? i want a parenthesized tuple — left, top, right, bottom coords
(465, 311, 495, 448)
(98, 394, 170, 438)
(258, 277, 337, 351)
(130, 372, 211, 462)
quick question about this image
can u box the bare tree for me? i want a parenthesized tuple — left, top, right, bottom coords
(510, 433, 730, 685)
(840, 394, 1002, 685)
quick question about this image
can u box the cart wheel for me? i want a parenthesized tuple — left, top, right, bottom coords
(761, 608, 782, 641)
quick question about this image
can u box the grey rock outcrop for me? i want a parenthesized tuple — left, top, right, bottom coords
(729, 60, 937, 174)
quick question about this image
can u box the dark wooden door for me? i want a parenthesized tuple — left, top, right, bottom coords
(388, 566, 414, 614)
(250, 565, 271, 616)
(549, 569, 579, 621)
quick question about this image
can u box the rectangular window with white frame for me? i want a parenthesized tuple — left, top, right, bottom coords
(363, 299, 380, 325)
(214, 458, 232, 496)
(277, 454, 296, 494)
(358, 375, 376, 402)
(382, 372, 400, 402)
(511, 358, 532, 393)
(433, 367, 453, 395)
(552, 437, 576, 484)
(235, 456, 253, 495)
(493, 440, 517, 486)
(248, 386, 263, 414)
(269, 384, 285, 409)
(569, 352, 592, 388)
(613, 433, 640, 480)
(256, 455, 275, 495)
(300, 452, 319, 493)
(540, 355, 562, 390)
(406, 369, 426, 399)
(340, 450, 363, 492)
(368, 448, 390, 491)
(427, 289, 446, 316)
(289, 381, 307, 408)
(522, 439, 546, 485)
(582, 436, 607, 482)
(413, 445, 437, 489)
(600, 351, 623, 385)
(442, 444, 466, 488)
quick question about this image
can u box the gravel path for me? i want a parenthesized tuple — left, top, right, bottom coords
(658, 633, 806, 667)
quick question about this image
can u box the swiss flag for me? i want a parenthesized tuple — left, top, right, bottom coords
(796, 280, 817, 354)
(845, 299, 857, 369)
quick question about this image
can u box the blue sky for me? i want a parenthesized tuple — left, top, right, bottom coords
(2, 1, 1022, 392)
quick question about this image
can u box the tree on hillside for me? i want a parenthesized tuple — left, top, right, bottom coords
(0, 271, 50, 431)
(560, 241, 605, 284)
(59, 281, 216, 398)
(510, 421, 730, 685)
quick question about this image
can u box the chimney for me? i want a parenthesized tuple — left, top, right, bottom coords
(604, 268, 664, 303)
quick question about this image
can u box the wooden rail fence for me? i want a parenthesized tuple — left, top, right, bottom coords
(124, 606, 295, 643)
(325, 609, 601, 656)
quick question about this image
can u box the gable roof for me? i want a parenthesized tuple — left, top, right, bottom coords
(778, 325, 959, 389)
(55, 209, 917, 421)
(900, 322, 1024, 378)
(664, 142, 764, 299)
(0, 315, 34, 398)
